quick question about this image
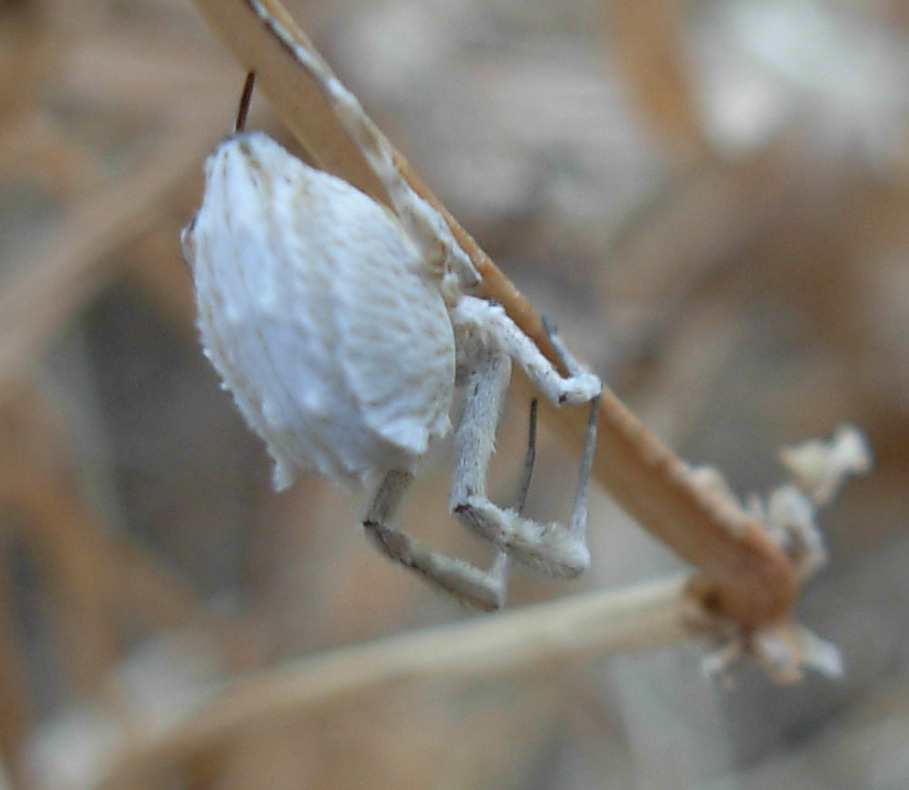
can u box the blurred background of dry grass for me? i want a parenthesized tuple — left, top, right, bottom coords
(0, 0, 906, 787)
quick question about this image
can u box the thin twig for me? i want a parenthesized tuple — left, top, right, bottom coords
(185, 0, 798, 630)
(95, 575, 688, 790)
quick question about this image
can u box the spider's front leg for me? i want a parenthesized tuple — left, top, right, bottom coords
(449, 301, 600, 577)
(451, 296, 602, 406)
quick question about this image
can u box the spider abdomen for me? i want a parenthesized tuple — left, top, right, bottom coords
(183, 132, 456, 489)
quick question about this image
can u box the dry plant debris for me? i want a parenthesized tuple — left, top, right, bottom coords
(0, 0, 903, 788)
(183, 0, 868, 677)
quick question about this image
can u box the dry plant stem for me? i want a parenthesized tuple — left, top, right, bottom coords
(611, 0, 709, 158)
(0, 537, 32, 785)
(187, 0, 798, 629)
(0, 101, 223, 403)
(0, 385, 121, 691)
(0, 0, 49, 118)
(527, 382, 797, 628)
(95, 575, 687, 790)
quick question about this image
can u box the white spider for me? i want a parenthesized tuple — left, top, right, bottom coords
(180, 27, 601, 609)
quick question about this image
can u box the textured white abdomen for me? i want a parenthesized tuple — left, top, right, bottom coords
(182, 132, 456, 488)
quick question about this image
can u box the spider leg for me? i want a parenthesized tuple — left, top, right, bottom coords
(451, 296, 601, 406)
(449, 328, 592, 577)
(538, 317, 601, 546)
(540, 315, 595, 383)
(487, 398, 541, 587)
(363, 469, 508, 611)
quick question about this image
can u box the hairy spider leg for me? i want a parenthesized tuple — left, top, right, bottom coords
(362, 397, 541, 611)
(448, 301, 599, 577)
(541, 316, 602, 544)
(363, 468, 508, 611)
(451, 297, 601, 407)
(487, 398, 540, 590)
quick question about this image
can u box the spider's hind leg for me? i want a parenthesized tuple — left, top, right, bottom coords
(363, 470, 508, 611)
(449, 327, 592, 577)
